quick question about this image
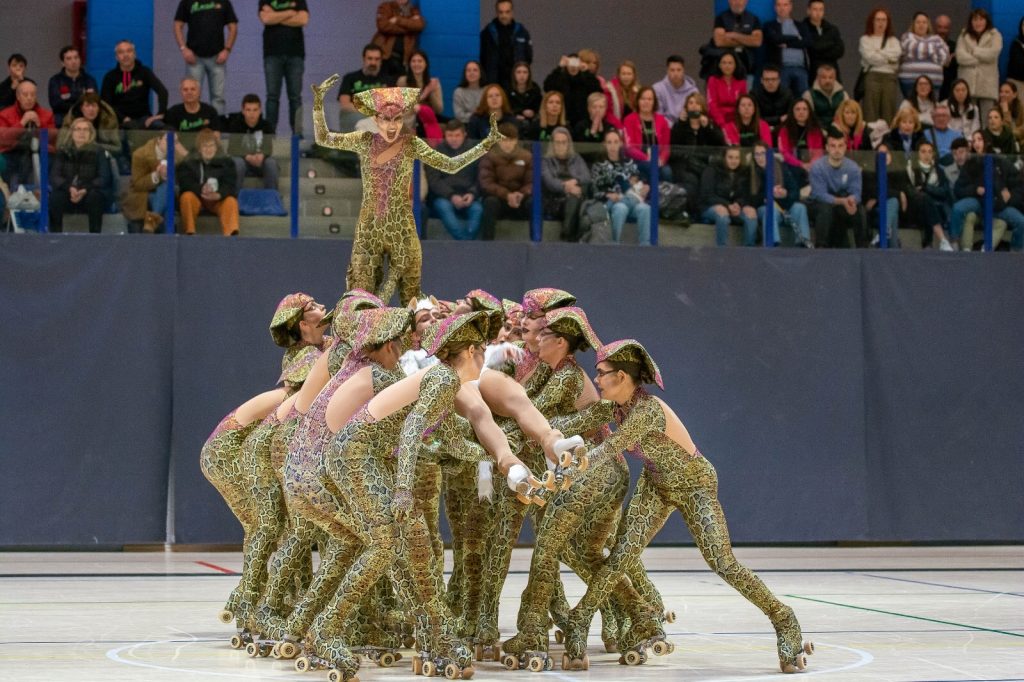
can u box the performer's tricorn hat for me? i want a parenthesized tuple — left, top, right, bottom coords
(462, 289, 504, 342)
(354, 87, 420, 118)
(544, 306, 602, 352)
(422, 311, 489, 357)
(353, 307, 414, 350)
(595, 339, 664, 390)
(331, 289, 385, 342)
(521, 287, 576, 316)
(277, 344, 321, 386)
(270, 292, 326, 348)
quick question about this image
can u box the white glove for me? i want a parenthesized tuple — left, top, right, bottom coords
(485, 342, 525, 370)
(506, 463, 529, 492)
(477, 461, 494, 502)
(553, 435, 584, 455)
(546, 456, 557, 471)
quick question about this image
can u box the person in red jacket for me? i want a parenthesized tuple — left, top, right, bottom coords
(622, 86, 672, 181)
(707, 52, 748, 128)
(0, 79, 56, 185)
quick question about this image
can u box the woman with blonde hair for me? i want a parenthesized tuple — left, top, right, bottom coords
(49, 118, 110, 233)
(533, 90, 566, 141)
(832, 99, 870, 151)
(608, 60, 641, 122)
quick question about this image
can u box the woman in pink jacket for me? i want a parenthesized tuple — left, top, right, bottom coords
(622, 86, 672, 180)
(706, 52, 747, 128)
(722, 94, 773, 147)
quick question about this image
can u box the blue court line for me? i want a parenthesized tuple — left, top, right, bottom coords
(856, 572, 1024, 597)
(787, 594, 1024, 638)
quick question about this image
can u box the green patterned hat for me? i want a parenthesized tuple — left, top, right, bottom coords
(422, 311, 488, 357)
(331, 289, 385, 342)
(596, 339, 664, 390)
(270, 292, 316, 348)
(353, 307, 414, 350)
(521, 288, 576, 315)
(544, 306, 602, 352)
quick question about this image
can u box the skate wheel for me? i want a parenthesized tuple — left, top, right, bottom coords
(618, 655, 626, 666)
(245, 642, 259, 657)
(229, 634, 243, 649)
(492, 647, 503, 662)
(624, 649, 643, 666)
(666, 643, 676, 654)
(803, 641, 815, 655)
(561, 654, 570, 671)
(515, 492, 532, 506)
(473, 644, 483, 662)
(444, 662, 459, 679)
(218, 609, 234, 624)
(582, 655, 589, 671)
(271, 644, 281, 659)
(412, 657, 422, 675)
(259, 644, 271, 657)
(652, 640, 670, 656)
(280, 641, 299, 659)
(461, 665, 475, 679)
(425, 660, 439, 677)
(527, 656, 545, 672)
(395, 652, 403, 662)
(560, 476, 573, 492)
(664, 610, 676, 624)
(295, 656, 311, 672)
(554, 630, 564, 644)
(379, 652, 396, 667)
(503, 654, 519, 670)
(577, 452, 589, 472)
(532, 495, 547, 508)
(328, 670, 341, 682)
(559, 450, 573, 468)
(544, 657, 554, 671)
(540, 470, 557, 491)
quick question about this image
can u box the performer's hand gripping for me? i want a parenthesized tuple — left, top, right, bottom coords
(311, 74, 341, 107)
(391, 487, 415, 523)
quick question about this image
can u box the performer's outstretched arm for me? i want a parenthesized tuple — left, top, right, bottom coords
(412, 113, 503, 173)
(586, 397, 662, 469)
(311, 75, 369, 152)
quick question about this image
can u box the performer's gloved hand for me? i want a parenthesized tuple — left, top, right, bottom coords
(485, 342, 524, 370)
(506, 463, 530, 492)
(477, 461, 494, 502)
(391, 487, 414, 523)
(311, 74, 340, 106)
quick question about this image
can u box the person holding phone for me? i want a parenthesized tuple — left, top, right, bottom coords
(178, 128, 239, 235)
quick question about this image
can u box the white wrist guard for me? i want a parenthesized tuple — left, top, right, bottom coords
(506, 464, 529, 492)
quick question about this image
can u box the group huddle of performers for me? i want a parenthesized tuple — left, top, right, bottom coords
(201, 286, 814, 682)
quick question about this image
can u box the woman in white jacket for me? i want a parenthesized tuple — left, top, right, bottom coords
(859, 8, 903, 124)
(956, 9, 1003, 118)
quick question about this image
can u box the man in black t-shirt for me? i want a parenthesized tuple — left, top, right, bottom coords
(260, 0, 309, 134)
(173, 0, 238, 115)
(100, 41, 168, 129)
(338, 44, 393, 121)
(163, 77, 221, 134)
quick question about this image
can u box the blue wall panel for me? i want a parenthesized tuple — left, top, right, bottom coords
(87, 1, 154, 79)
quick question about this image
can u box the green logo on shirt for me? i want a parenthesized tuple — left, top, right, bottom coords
(191, 1, 220, 12)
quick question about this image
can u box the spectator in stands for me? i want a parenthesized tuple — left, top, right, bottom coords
(700, 145, 758, 246)
(934, 14, 958, 100)
(778, 99, 823, 184)
(886, 107, 927, 161)
(573, 91, 621, 147)
(507, 61, 541, 132)
(944, 78, 980, 138)
(707, 52, 746, 129)
(751, 140, 813, 247)
(427, 119, 483, 240)
(669, 92, 725, 215)
(578, 49, 613, 115)
(1009, 18, 1024, 101)
(764, 0, 809, 98)
(164, 77, 220, 133)
(809, 132, 867, 247)
(101, 41, 168, 130)
(804, 63, 847, 131)
(898, 12, 949, 97)
(259, 0, 309, 134)
(859, 8, 902, 125)
(723, 94, 772, 146)
(225, 93, 279, 191)
(48, 118, 109, 234)
(0, 80, 56, 186)
(178, 128, 239, 235)
(58, 92, 120, 156)
(173, 0, 238, 115)
(831, 99, 870, 151)
(900, 139, 953, 249)
(800, 0, 844, 81)
(0, 54, 27, 110)
(752, 64, 793, 128)
(543, 53, 602, 129)
(946, 136, 981, 249)
(981, 107, 1019, 155)
(923, 103, 962, 160)
(372, 0, 425, 80)
(712, 0, 763, 83)
(951, 130, 1024, 250)
(623, 86, 671, 181)
(48, 46, 97, 127)
(453, 60, 484, 124)
(123, 131, 188, 233)
(468, 85, 515, 140)
(608, 60, 640, 122)
(651, 55, 697, 126)
(339, 44, 393, 120)
(898, 75, 938, 128)
(542, 126, 591, 241)
(480, 0, 532, 89)
(997, 81, 1024, 146)
(956, 9, 1002, 118)
(478, 121, 531, 240)
(396, 49, 443, 141)
(590, 127, 652, 245)
(532, 90, 566, 141)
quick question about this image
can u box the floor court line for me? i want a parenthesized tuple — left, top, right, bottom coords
(787, 594, 1024, 638)
(855, 572, 1024, 597)
(195, 560, 236, 574)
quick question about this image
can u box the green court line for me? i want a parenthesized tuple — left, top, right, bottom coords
(786, 594, 1024, 638)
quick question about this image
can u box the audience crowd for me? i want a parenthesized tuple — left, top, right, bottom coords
(2, 0, 1024, 250)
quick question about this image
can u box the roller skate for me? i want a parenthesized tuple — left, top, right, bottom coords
(501, 632, 554, 673)
(558, 620, 590, 671)
(771, 605, 814, 673)
(471, 638, 502, 662)
(228, 628, 254, 651)
(412, 643, 476, 679)
(617, 609, 676, 665)
(293, 636, 361, 682)
(514, 473, 557, 507)
(250, 604, 302, 659)
(354, 646, 403, 668)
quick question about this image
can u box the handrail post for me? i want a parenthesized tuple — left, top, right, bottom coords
(530, 141, 542, 242)
(290, 134, 300, 239)
(165, 131, 176, 235)
(877, 152, 888, 249)
(764, 148, 775, 247)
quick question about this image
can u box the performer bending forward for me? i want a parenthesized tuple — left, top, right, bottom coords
(312, 78, 502, 304)
(560, 340, 814, 674)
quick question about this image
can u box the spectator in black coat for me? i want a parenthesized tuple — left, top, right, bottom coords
(480, 0, 532, 88)
(47, 46, 97, 127)
(543, 54, 603, 129)
(799, 0, 845, 81)
(49, 118, 110, 233)
(752, 64, 794, 129)
(669, 92, 726, 214)
(224, 93, 278, 190)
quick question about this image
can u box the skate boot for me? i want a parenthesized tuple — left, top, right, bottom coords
(249, 603, 302, 659)
(354, 646, 403, 668)
(501, 631, 553, 672)
(771, 605, 814, 673)
(294, 635, 361, 682)
(600, 605, 620, 653)
(219, 586, 241, 625)
(558, 617, 590, 671)
(353, 621, 403, 667)
(617, 614, 675, 666)
(471, 620, 502, 662)
(414, 640, 476, 679)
